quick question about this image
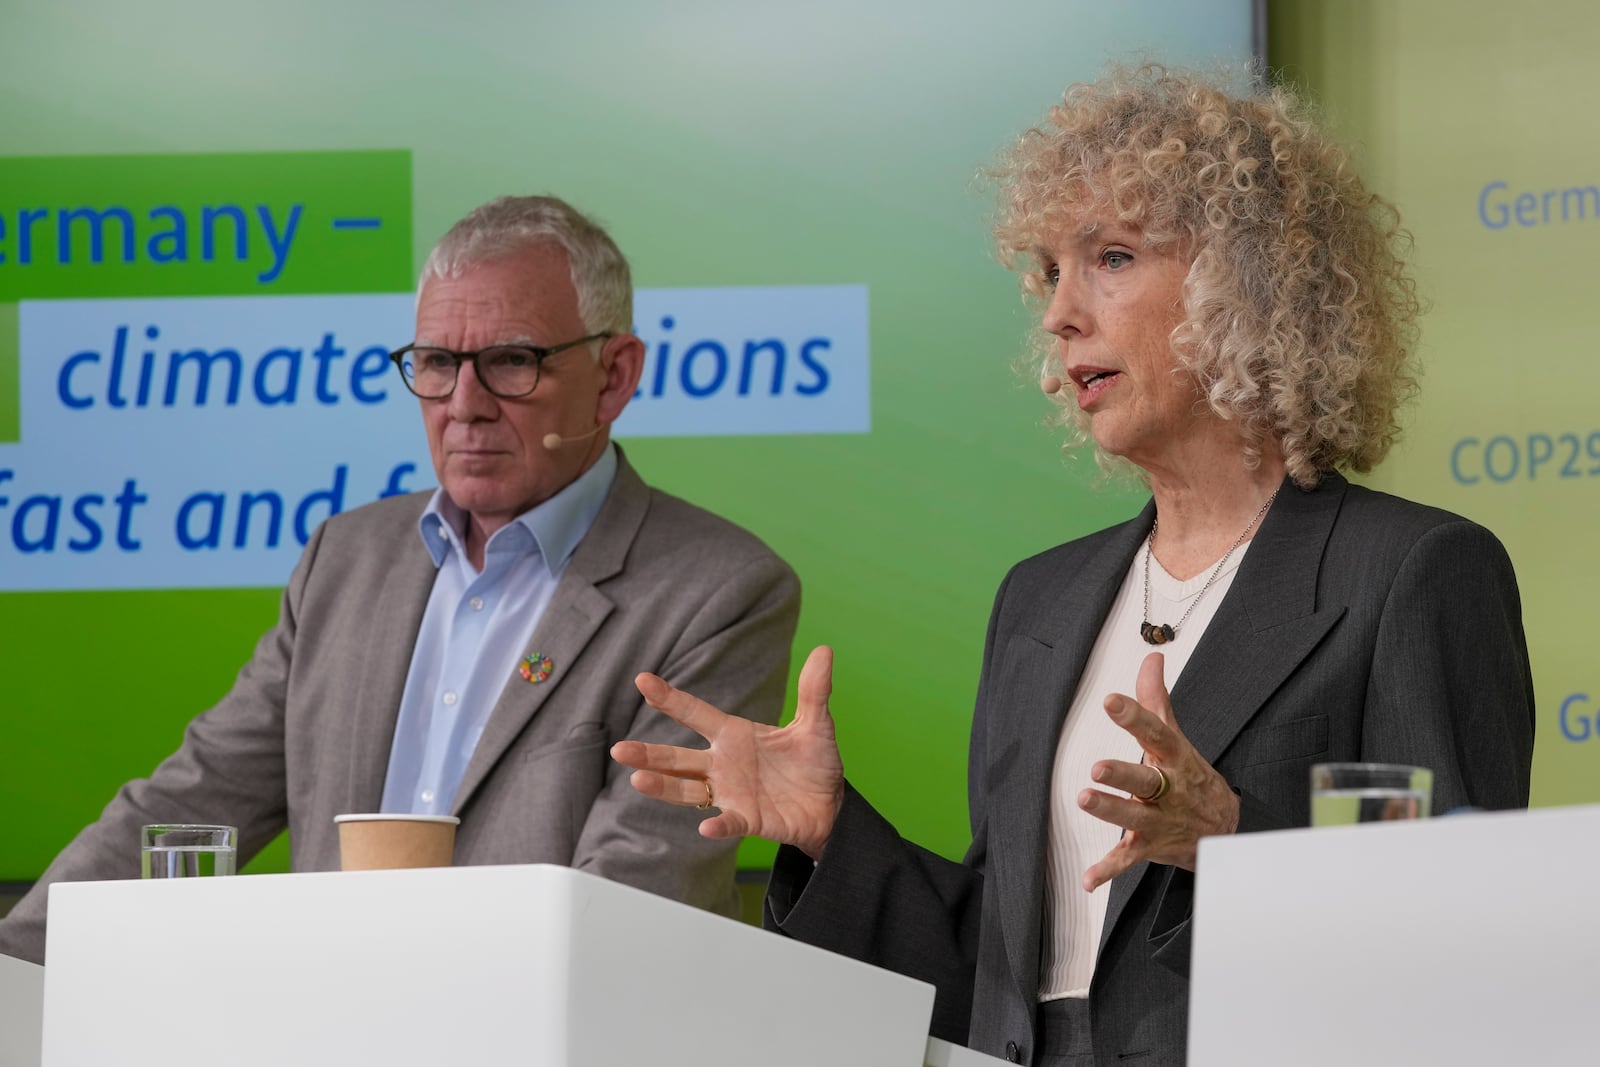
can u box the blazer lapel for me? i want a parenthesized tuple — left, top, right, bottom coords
(988, 504, 1154, 1006)
(1168, 474, 1349, 763)
(449, 453, 649, 815)
(1099, 474, 1350, 950)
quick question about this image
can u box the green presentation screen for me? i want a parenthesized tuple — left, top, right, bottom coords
(0, 2, 1256, 878)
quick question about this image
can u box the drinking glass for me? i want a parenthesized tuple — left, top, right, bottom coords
(140, 824, 238, 878)
(1309, 763, 1433, 826)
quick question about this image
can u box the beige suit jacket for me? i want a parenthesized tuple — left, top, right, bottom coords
(0, 452, 800, 964)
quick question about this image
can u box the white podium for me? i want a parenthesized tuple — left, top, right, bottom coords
(0, 952, 44, 1067)
(1190, 804, 1600, 1066)
(38, 864, 1005, 1067)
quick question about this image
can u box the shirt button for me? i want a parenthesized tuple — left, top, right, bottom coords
(442, 691, 458, 706)
(420, 789, 435, 804)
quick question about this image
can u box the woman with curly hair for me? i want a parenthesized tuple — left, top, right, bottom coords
(613, 67, 1534, 1066)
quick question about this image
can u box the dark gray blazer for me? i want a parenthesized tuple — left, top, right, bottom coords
(767, 473, 1533, 1066)
(0, 452, 800, 965)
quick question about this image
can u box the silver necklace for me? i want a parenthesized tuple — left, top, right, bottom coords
(1139, 489, 1279, 646)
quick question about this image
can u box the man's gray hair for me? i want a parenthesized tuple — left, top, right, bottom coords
(419, 195, 633, 335)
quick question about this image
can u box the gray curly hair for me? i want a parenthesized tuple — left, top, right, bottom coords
(993, 65, 1422, 487)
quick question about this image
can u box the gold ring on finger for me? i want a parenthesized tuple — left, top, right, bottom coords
(1136, 765, 1170, 803)
(697, 779, 715, 810)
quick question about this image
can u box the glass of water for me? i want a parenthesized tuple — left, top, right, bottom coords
(140, 824, 238, 878)
(1310, 763, 1433, 826)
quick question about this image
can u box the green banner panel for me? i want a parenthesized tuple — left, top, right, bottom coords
(0, 151, 412, 298)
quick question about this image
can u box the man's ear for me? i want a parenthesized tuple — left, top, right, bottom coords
(595, 333, 646, 425)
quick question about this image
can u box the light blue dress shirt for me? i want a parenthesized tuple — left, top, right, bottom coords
(379, 445, 618, 815)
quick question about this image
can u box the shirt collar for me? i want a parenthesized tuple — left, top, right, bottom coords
(416, 443, 619, 576)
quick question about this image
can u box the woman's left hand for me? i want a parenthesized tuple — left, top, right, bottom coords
(1078, 651, 1241, 891)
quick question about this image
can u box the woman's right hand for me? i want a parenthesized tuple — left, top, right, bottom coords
(611, 645, 846, 860)
(604, 643, 844, 857)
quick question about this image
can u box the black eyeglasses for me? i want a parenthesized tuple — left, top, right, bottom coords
(389, 334, 611, 399)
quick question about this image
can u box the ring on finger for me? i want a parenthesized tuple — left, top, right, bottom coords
(696, 779, 715, 810)
(1136, 765, 1170, 803)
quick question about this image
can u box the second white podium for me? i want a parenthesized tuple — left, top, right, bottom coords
(1189, 805, 1600, 1066)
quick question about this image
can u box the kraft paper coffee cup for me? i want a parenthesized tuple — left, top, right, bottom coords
(334, 813, 459, 871)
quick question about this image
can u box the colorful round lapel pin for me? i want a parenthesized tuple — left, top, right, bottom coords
(518, 653, 554, 684)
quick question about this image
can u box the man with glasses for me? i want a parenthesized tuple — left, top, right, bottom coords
(0, 196, 800, 964)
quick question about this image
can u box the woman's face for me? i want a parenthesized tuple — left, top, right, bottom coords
(1036, 212, 1210, 474)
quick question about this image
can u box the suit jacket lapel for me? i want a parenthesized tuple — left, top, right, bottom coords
(989, 504, 1154, 1006)
(1099, 473, 1350, 951)
(449, 452, 649, 814)
(344, 507, 437, 816)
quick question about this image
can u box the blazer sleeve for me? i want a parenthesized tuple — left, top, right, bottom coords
(762, 568, 1018, 1042)
(0, 524, 333, 965)
(764, 788, 987, 1042)
(569, 551, 801, 915)
(1359, 519, 1534, 810)
(1148, 517, 1536, 978)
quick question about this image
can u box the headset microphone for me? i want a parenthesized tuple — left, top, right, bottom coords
(1040, 375, 1064, 395)
(541, 425, 604, 451)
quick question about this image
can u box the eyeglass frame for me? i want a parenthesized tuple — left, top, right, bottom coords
(388, 333, 612, 400)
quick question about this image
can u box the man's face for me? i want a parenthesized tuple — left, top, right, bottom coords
(413, 247, 612, 537)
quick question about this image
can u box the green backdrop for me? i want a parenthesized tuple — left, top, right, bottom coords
(11, 1, 1593, 888)
(1269, 0, 1600, 809)
(12, 1, 1596, 886)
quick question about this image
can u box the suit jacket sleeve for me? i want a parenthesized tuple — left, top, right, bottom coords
(0, 522, 333, 964)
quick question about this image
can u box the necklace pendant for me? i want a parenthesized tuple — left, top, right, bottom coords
(1140, 621, 1175, 646)
(1138, 487, 1280, 647)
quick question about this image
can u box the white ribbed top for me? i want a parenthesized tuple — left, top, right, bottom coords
(1036, 537, 1253, 1000)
